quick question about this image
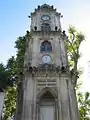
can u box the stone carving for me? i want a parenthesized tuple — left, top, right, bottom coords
(24, 63, 68, 76)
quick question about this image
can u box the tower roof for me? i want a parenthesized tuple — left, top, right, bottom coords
(30, 4, 60, 16)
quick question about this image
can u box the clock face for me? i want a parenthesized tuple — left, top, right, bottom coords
(41, 15, 50, 21)
(42, 55, 51, 63)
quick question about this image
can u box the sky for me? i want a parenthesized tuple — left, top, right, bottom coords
(0, 0, 90, 92)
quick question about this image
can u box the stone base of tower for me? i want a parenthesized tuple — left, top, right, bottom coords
(15, 73, 80, 120)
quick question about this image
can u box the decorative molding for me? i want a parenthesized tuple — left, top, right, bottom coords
(24, 63, 68, 77)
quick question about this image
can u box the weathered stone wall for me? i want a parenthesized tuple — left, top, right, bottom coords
(21, 72, 79, 120)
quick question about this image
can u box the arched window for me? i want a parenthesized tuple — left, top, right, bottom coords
(40, 41, 52, 52)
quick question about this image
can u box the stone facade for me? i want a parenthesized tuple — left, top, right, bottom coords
(15, 4, 80, 120)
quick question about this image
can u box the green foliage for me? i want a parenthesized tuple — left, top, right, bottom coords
(0, 64, 8, 90)
(15, 36, 26, 74)
(6, 56, 16, 75)
(66, 26, 90, 119)
(77, 92, 90, 120)
(3, 86, 17, 120)
(0, 63, 14, 90)
(0, 57, 17, 120)
(66, 26, 85, 85)
(2, 32, 28, 119)
(66, 26, 85, 67)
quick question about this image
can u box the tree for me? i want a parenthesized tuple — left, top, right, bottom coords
(2, 56, 17, 120)
(0, 63, 8, 90)
(78, 92, 90, 120)
(65, 26, 85, 86)
(2, 31, 29, 120)
(0, 62, 14, 91)
(15, 36, 26, 73)
(66, 26, 90, 119)
(2, 86, 17, 120)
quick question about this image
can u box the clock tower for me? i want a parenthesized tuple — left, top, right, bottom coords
(15, 4, 80, 120)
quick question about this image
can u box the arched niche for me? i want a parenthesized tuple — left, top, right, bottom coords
(36, 88, 58, 120)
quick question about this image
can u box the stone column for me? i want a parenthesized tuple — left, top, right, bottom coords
(15, 73, 24, 120)
(68, 78, 80, 120)
(59, 75, 71, 120)
(22, 74, 35, 120)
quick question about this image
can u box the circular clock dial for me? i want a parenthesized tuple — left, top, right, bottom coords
(42, 55, 51, 63)
(41, 15, 50, 21)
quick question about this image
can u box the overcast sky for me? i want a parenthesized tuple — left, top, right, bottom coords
(0, 0, 90, 92)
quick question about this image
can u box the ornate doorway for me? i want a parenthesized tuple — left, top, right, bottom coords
(38, 90, 56, 120)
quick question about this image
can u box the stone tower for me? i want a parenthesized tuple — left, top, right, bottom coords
(15, 4, 80, 120)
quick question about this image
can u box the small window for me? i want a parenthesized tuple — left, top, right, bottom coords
(40, 41, 52, 52)
(41, 23, 51, 32)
